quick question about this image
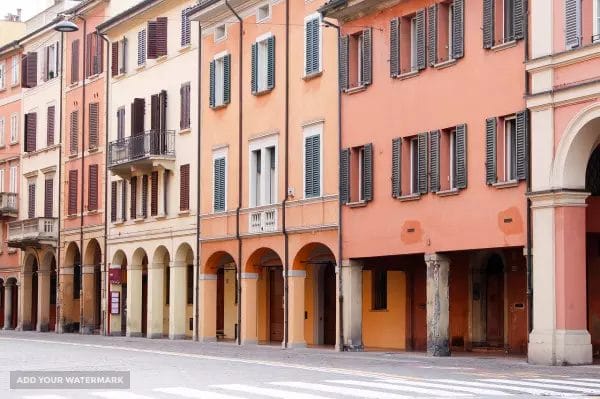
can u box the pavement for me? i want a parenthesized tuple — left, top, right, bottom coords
(1, 330, 600, 398)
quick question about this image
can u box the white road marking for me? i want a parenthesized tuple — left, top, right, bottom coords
(213, 383, 333, 399)
(91, 392, 156, 399)
(379, 378, 511, 396)
(325, 379, 466, 397)
(485, 379, 600, 394)
(154, 387, 244, 399)
(22, 395, 67, 399)
(272, 381, 412, 398)
(433, 378, 569, 396)
(530, 379, 600, 389)
(575, 378, 600, 383)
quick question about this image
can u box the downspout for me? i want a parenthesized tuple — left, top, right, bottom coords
(194, 22, 202, 342)
(97, 30, 110, 336)
(78, 15, 87, 335)
(281, 0, 290, 350)
(321, 17, 343, 352)
(224, 0, 243, 346)
(56, 30, 65, 333)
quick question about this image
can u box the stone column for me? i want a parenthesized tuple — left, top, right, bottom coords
(147, 262, 165, 339)
(37, 269, 50, 332)
(169, 261, 187, 339)
(241, 272, 258, 345)
(425, 253, 450, 357)
(341, 259, 363, 350)
(126, 263, 142, 337)
(20, 271, 32, 331)
(58, 266, 74, 333)
(3, 282, 13, 330)
(287, 270, 306, 348)
(528, 191, 593, 365)
(198, 273, 217, 342)
(81, 265, 96, 334)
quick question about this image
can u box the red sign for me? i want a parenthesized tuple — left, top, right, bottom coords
(109, 268, 122, 284)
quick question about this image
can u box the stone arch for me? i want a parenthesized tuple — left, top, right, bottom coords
(152, 245, 170, 267)
(245, 247, 283, 274)
(175, 243, 194, 264)
(112, 249, 127, 266)
(292, 242, 336, 271)
(23, 251, 39, 273)
(64, 242, 81, 267)
(205, 251, 236, 275)
(132, 248, 148, 267)
(84, 239, 102, 266)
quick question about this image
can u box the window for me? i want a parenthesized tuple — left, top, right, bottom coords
(180, 82, 191, 129)
(111, 181, 117, 222)
(68, 170, 78, 215)
(251, 34, 275, 94)
(9, 166, 17, 193)
(209, 54, 231, 108)
(47, 105, 55, 147)
(11, 55, 19, 85)
(483, 0, 524, 48)
(304, 123, 322, 198)
(111, 38, 127, 77)
(147, 17, 168, 59)
(43, 42, 59, 81)
(391, 134, 427, 197)
(0, 117, 5, 147)
(410, 138, 419, 194)
(425, 1, 464, 66)
(504, 118, 517, 181)
(339, 28, 372, 90)
(410, 17, 418, 70)
(151, 171, 158, 216)
(86, 33, 103, 77)
(0, 170, 5, 192)
(340, 143, 373, 204)
(304, 14, 322, 76)
(503, 0, 515, 40)
(70, 110, 79, 155)
(398, 11, 425, 73)
(88, 164, 98, 211)
(213, 149, 227, 212)
(180, 164, 190, 211)
(249, 137, 277, 207)
(181, 7, 192, 47)
(137, 29, 147, 66)
(117, 107, 125, 140)
(485, 111, 528, 185)
(130, 176, 138, 218)
(89, 103, 99, 149)
(44, 178, 53, 218)
(141, 174, 148, 218)
(428, 125, 467, 193)
(595, 0, 600, 42)
(214, 25, 226, 42)
(372, 270, 387, 310)
(71, 39, 80, 83)
(257, 3, 270, 22)
(24, 112, 36, 152)
(21, 52, 37, 88)
(27, 182, 35, 219)
(10, 114, 17, 144)
(0, 63, 5, 89)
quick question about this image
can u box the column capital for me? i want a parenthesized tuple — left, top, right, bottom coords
(82, 265, 96, 274)
(528, 189, 590, 209)
(170, 260, 187, 268)
(198, 273, 217, 280)
(241, 272, 259, 280)
(287, 270, 306, 278)
(148, 262, 165, 270)
(110, 263, 122, 270)
(424, 253, 450, 265)
(127, 264, 143, 271)
(341, 259, 363, 269)
(36, 270, 50, 276)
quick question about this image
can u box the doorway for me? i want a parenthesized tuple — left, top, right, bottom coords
(485, 255, 504, 347)
(269, 268, 284, 342)
(31, 262, 38, 331)
(217, 268, 224, 337)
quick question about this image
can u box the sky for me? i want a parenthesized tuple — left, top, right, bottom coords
(1, 0, 53, 22)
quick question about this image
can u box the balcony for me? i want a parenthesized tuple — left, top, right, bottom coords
(7, 217, 59, 248)
(319, 0, 402, 21)
(249, 208, 278, 234)
(0, 193, 18, 218)
(108, 130, 175, 176)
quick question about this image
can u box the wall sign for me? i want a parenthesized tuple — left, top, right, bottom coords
(109, 268, 121, 284)
(110, 291, 120, 315)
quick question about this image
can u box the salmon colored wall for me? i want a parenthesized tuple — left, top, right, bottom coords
(340, 0, 526, 259)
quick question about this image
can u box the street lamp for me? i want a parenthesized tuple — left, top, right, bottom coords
(54, 20, 79, 32)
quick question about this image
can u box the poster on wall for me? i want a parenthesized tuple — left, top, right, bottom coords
(110, 291, 120, 315)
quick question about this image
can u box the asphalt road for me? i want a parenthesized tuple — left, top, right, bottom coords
(1, 331, 599, 399)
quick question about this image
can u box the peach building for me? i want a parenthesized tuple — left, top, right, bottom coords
(189, 0, 340, 347)
(320, 0, 529, 354)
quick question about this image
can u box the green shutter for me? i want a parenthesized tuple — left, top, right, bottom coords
(390, 18, 400, 77)
(452, 0, 465, 58)
(428, 4, 438, 66)
(516, 110, 529, 181)
(483, 0, 495, 48)
(513, 0, 524, 40)
(391, 138, 401, 198)
(339, 35, 349, 91)
(455, 124, 467, 189)
(417, 133, 428, 194)
(340, 148, 350, 204)
(416, 9, 426, 70)
(363, 143, 373, 201)
(214, 157, 226, 212)
(305, 135, 321, 198)
(361, 28, 372, 85)
(306, 17, 320, 75)
(209, 60, 216, 108)
(485, 117, 498, 184)
(223, 54, 231, 104)
(429, 130, 440, 193)
(267, 36, 276, 90)
(251, 42, 258, 94)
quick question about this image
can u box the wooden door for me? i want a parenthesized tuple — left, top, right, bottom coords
(486, 270, 504, 346)
(121, 283, 127, 336)
(216, 269, 225, 334)
(323, 264, 336, 346)
(269, 268, 284, 342)
(141, 273, 148, 336)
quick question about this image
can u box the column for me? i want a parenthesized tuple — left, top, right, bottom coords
(169, 260, 187, 339)
(20, 271, 32, 331)
(341, 259, 363, 350)
(425, 253, 450, 357)
(287, 270, 306, 348)
(3, 282, 13, 329)
(58, 266, 74, 333)
(37, 269, 50, 332)
(241, 272, 258, 345)
(528, 191, 592, 365)
(81, 265, 96, 334)
(198, 272, 217, 342)
(126, 263, 142, 337)
(147, 262, 164, 339)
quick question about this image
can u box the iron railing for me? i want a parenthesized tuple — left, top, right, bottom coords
(0, 192, 18, 214)
(108, 130, 175, 167)
(7, 217, 58, 243)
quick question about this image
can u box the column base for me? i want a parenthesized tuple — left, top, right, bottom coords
(80, 325, 95, 335)
(199, 336, 217, 343)
(38, 324, 49, 332)
(126, 332, 143, 338)
(428, 338, 451, 357)
(241, 339, 257, 345)
(109, 331, 124, 337)
(169, 334, 187, 340)
(3, 327, 14, 331)
(528, 329, 592, 365)
(287, 341, 307, 349)
(343, 344, 364, 352)
(147, 332, 164, 339)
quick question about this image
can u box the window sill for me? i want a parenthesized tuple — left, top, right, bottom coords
(113, 72, 126, 80)
(67, 82, 79, 89)
(435, 188, 460, 197)
(346, 200, 367, 208)
(136, 64, 146, 71)
(253, 88, 273, 96)
(68, 153, 78, 159)
(9, 141, 18, 146)
(88, 146, 99, 153)
(67, 214, 78, 219)
(86, 209, 99, 216)
(344, 85, 367, 95)
(397, 193, 421, 202)
(178, 210, 190, 216)
(134, 217, 147, 223)
(11, 83, 19, 89)
(433, 59, 457, 70)
(394, 70, 419, 80)
(86, 74, 101, 83)
(179, 128, 191, 135)
(152, 213, 167, 221)
(0, 144, 5, 149)
(155, 55, 168, 63)
(302, 70, 323, 81)
(0, 87, 6, 93)
(491, 40, 517, 52)
(112, 220, 125, 226)
(492, 180, 520, 189)
(369, 309, 388, 313)
(179, 44, 192, 52)
(211, 103, 228, 110)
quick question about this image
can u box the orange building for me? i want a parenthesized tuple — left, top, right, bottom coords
(320, 0, 529, 354)
(189, 0, 340, 347)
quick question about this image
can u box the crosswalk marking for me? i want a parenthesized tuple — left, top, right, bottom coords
(433, 378, 569, 396)
(530, 378, 600, 389)
(91, 393, 156, 399)
(213, 383, 334, 399)
(484, 379, 600, 395)
(378, 378, 511, 396)
(272, 381, 412, 399)
(154, 387, 244, 399)
(325, 379, 465, 397)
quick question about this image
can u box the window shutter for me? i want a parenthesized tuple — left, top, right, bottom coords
(89, 102, 99, 149)
(454, 124, 468, 189)
(25, 52, 37, 88)
(151, 170, 158, 216)
(131, 98, 145, 135)
(516, 110, 529, 181)
(86, 33, 93, 77)
(390, 18, 400, 77)
(224, 54, 231, 104)
(44, 179, 53, 218)
(565, 0, 580, 49)
(88, 164, 98, 211)
(56, 41, 60, 77)
(428, 4, 438, 66)
(452, 0, 465, 59)
(391, 138, 401, 198)
(267, 36, 276, 90)
(130, 176, 137, 218)
(21, 54, 28, 87)
(142, 174, 148, 218)
(339, 35, 349, 91)
(42, 46, 48, 82)
(483, 0, 495, 49)
(181, 8, 191, 46)
(251, 42, 258, 94)
(163, 171, 169, 215)
(305, 17, 320, 75)
(209, 60, 216, 108)
(147, 21, 158, 59)
(304, 135, 320, 198)
(180, 164, 190, 211)
(180, 85, 185, 129)
(150, 94, 159, 131)
(121, 181, 127, 221)
(362, 143, 373, 201)
(68, 170, 78, 215)
(25, 112, 36, 152)
(417, 132, 428, 194)
(47, 105, 55, 146)
(71, 39, 79, 83)
(111, 42, 119, 77)
(340, 148, 350, 204)
(96, 34, 103, 75)
(361, 28, 372, 85)
(156, 17, 168, 57)
(416, 9, 426, 70)
(429, 130, 440, 193)
(70, 110, 78, 155)
(117, 108, 125, 140)
(121, 38, 128, 74)
(513, 0, 524, 40)
(138, 30, 146, 65)
(111, 181, 117, 222)
(485, 117, 498, 184)
(214, 158, 225, 211)
(28, 183, 35, 219)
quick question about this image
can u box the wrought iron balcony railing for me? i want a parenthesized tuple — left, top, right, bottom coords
(108, 130, 175, 168)
(0, 192, 18, 216)
(7, 217, 58, 248)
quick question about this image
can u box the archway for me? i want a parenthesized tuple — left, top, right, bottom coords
(203, 251, 237, 342)
(129, 248, 148, 337)
(174, 243, 194, 339)
(110, 250, 128, 336)
(586, 145, 600, 358)
(149, 246, 170, 338)
(484, 254, 505, 347)
(63, 242, 81, 332)
(46, 253, 57, 332)
(23, 253, 38, 331)
(4, 277, 18, 329)
(83, 239, 102, 333)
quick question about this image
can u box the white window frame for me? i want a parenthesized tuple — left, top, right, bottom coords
(213, 147, 228, 213)
(302, 122, 323, 199)
(0, 63, 5, 90)
(248, 134, 278, 208)
(304, 13, 323, 76)
(504, 117, 517, 182)
(214, 24, 227, 43)
(214, 51, 228, 107)
(255, 32, 273, 93)
(448, 3, 454, 59)
(410, 138, 419, 194)
(449, 129, 456, 190)
(0, 117, 4, 147)
(9, 166, 17, 193)
(358, 146, 366, 201)
(118, 39, 127, 74)
(0, 169, 5, 193)
(9, 113, 18, 144)
(410, 17, 418, 71)
(11, 55, 19, 86)
(594, 0, 600, 41)
(256, 2, 271, 23)
(357, 34, 364, 83)
(47, 43, 58, 79)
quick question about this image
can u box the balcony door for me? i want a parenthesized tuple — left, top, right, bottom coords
(150, 90, 167, 155)
(130, 98, 145, 159)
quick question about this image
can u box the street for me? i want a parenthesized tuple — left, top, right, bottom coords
(0, 331, 599, 399)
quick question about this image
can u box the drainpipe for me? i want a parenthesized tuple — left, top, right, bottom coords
(224, 0, 243, 346)
(97, 30, 110, 336)
(78, 15, 87, 335)
(194, 22, 202, 342)
(321, 17, 343, 352)
(281, 0, 290, 350)
(56, 30, 65, 333)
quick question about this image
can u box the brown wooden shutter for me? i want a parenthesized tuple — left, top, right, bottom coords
(28, 183, 35, 219)
(151, 170, 158, 216)
(150, 94, 159, 131)
(156, 17, 168, 57)
(131, 98, 145, 135)
(147, 21, 158, 59)
(88, 164, 98, 211)
(121, 181, 127, 221)
(97, 34, 104, 74)
(47, 105, 55, 146)
(21, 54, 28, 87)
(142, 174, 148, 218)
(86, 33, 93, 77)
(71, 39, 79, 84)
(70, 110, 78, 154)
(180, 164, 189, 211)
(111, 42, 119, 77)
(23, 52, 37, 88)
(68, 170, 78, 215)
(44, 178, 53, 218)
(25, 112, 37, 152)
(130, 176, 137, 218)
(89, 102, 99, 149)
(111, 181, 117, 222)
